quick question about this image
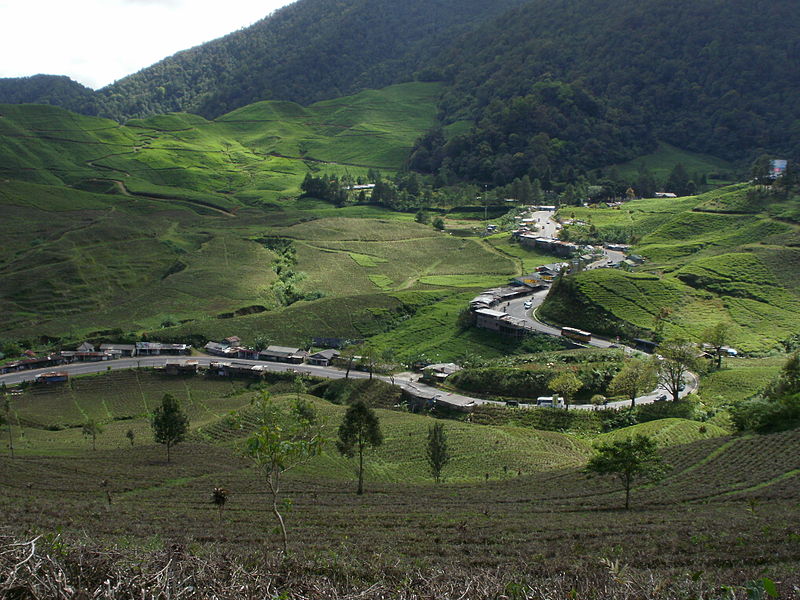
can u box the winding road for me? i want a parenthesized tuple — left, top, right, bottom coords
(0, 210, 696, 411)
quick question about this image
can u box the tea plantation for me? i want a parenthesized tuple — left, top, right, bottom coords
(1, 371, 798, 597)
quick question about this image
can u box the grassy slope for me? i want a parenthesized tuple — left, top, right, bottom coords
(0, 82, 442, 207)
(7, 372, 592, 481)
(595, 418, 729, 447)
(613, 141, 736, 184)
(541, 184, 800, 352)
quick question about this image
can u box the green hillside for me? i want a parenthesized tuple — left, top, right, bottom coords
(5, 371, 591, 481)
(0, 82, 442, 205)
(1, 84, 512, 343)
(595, 418, 728, 447)
(539, 184, 800, 352)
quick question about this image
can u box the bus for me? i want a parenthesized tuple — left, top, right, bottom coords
(560, 327, 592, 343)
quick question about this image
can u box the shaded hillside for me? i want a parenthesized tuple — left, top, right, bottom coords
(93, 0, 522, 121)
(0, 75, 96, 114)
(412, 0, 800, 184)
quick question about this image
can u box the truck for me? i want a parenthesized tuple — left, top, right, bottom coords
(535, 396, 565, 408)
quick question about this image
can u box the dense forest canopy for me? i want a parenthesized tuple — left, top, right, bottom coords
(0, 0, 522, 122)
(413, 0, 800, 184)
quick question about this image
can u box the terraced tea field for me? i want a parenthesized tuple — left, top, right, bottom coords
(1, 372, 798, 595)
(544, 185, 800, 352)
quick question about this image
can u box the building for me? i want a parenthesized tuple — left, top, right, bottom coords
(0, 355, 64, 373)
(204, 341, 238, 357)
(421, 363, 462, 383)
(163, 361, 199, 375)
(207, 361, 269, 378)
(307, 349, 340, 366)
(99, 344, 137, 358)
(60, 346, 113, 362)
(518, 235, 579, 257)
(474, 309, 528, 338)
(236, 347, 261, 360)
(259, 345, 308, 364)
(135, 342, 191, 356)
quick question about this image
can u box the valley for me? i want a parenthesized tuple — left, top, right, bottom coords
(1, 0, 800, 596)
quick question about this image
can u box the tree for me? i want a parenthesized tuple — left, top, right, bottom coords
(585, 435, 669, 510)
(358, 345, 380, 380)
(82, 418, 104, 451)
(414, 209, 430, 224)
(750, 154, 772, 185)
(657, 338, 697, 401)
(607, 358, 658, 408)
(253, 335, 272, 351)
(336, 400, 383, 495)
(340, 346, 357, 379)
(211, 487, 229, 521)
(2, 393, 13, 459)
(432, 216, 445, 231)
(702, 322, 730, 369)
(548, 371, 583, 410)
(652, 306, 673, 343)
(666, 163, 690, 196)
(151, 393, 189, 462)
(243, 393, 325, 554)
(426, 422, 450, 483)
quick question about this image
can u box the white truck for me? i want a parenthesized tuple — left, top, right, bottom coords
(535, 396, 565, 408)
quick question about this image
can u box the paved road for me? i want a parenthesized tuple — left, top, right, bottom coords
(528, 210, 561, 238)
(502, 292, 698, 408)
(0, 356, 490, 411)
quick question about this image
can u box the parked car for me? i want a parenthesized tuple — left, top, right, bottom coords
(656, 394, 668, 402)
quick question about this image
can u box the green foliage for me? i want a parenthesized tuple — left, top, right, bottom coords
(449, 350, 622, 402)
(596, 418, 728, 447)
(82, 418, 104, 451)
(428, 0, 800, 175)
(607, 358, 658, 405)
(548, 371, 583, 409)
(585, 434, 669, 509)
(657, 339, 697, 402)
(730, 353, 800, 433)
(702, 322, 730, 369)
(426, 422, 450, 483)
(242, 393, 325, 554)
(151, 393, 189, 462)
(336, 400, 383, 494)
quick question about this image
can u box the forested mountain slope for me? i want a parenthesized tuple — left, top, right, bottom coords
(0, 75, 96, 115)
(411, 0, 800, 185)
(0, 0, 520, 122)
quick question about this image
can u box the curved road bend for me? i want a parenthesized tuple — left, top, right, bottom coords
(0, 207, 694, 410)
